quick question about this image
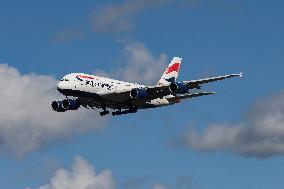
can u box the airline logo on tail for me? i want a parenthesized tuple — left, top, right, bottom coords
(166, 63, 180, 74)
(158, 57, 182, 85)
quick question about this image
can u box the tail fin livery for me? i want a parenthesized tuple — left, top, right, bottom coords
(157, 57, 182, 85)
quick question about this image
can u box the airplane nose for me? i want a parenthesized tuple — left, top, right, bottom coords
(57, 82, 64, 93)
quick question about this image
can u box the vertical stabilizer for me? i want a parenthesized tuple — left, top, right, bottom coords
(157, 57, 182, 85)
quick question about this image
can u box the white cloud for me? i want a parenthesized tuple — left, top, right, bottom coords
(90, 0, 172, 33)
(25, 155, 192, 189)
(0, 64, 107, 157)
(26, 156, 115, 189)
(181, 92, 284, 158)
(97, 41, 168, 85)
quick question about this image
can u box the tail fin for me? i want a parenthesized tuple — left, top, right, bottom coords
(157, 57, 182, 85)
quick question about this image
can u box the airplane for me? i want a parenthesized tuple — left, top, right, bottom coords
(52, 57, 242, 116)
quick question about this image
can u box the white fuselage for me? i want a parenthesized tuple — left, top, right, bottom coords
(57, 73, 175, 109)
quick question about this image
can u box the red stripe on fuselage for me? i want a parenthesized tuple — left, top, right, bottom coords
(166, 63, 180, 74)
(77, 75, 94, 80)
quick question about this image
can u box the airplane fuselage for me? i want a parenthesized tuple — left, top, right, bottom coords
(57, 73, 175, 111)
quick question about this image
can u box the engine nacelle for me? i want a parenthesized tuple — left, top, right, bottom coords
(169, 82, 188, 94)
(52, 99, 80, 112)
(62, 99, 80, 110)
(130, 88, 148, 99)
(51, 101, 67, 112)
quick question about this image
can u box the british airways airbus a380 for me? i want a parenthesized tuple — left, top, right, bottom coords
(52, 57, 242, 116)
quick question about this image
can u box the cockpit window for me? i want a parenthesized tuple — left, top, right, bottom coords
(60, 79, 69, 81)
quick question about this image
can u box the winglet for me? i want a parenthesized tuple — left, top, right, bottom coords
(240, 72, 243, 78)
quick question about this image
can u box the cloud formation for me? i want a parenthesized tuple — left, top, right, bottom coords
(181, 92, 284, 158)
(23, 154, 195, 189)
(0, 64, 107, 157)
(26, 156, 184, 189)
(90, 0, 172, 33)
(97, 41, 168, 85)
(26, 156, 115, 189)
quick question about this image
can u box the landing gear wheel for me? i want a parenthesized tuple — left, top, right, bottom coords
(129, 106, 138, 113)
(112, 111, 122, 116)
(100, 111, 109, 116)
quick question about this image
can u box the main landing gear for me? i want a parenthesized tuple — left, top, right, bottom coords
(99, 107, 109, 116)
(99, 110, 109, 116)
(99, 107, 138, 116)
(112, 107, 138, 116)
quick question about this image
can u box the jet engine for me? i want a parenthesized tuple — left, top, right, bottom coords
(130, 88, 148, 99)
(62, 99, 80, 110)
(51, 101, 67, 112)
(51, 99, 80, 112)
(169, 82, 188, 94)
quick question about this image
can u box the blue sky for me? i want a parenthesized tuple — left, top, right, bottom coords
(0, 0, 284, 189)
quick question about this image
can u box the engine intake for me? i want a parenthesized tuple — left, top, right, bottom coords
(130, 88, 148, 99)
(169, 82, 188, 94)
(51, 101, 67, 112)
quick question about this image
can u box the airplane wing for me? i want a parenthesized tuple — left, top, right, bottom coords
(100, 73, 242, 103)
(185, 72, 242, 89)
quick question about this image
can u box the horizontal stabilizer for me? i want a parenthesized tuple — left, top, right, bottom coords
(167, 92, 215, 102)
